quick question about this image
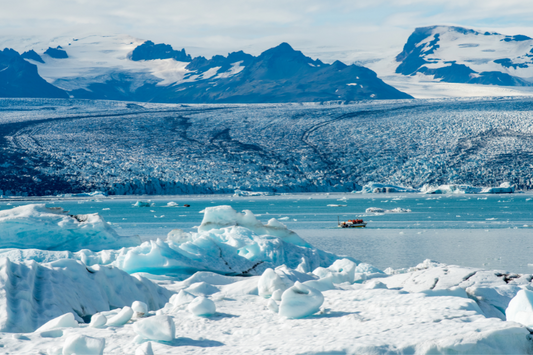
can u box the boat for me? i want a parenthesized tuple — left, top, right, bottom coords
(338, 216, 367, 228)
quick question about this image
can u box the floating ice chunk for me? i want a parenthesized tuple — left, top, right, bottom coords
(233, 190, 272, 197)
(89, 314, 107, 328)
(359, 182, 417, 194)
(506, 289, 533, 326)
(366, 207, 411, 213)
(134, 315, 176, 342)
(133, 201, 152, 207)
(258, 268, 291, 298)
(279, 282, 324, 319)
(106, 307, 133, 327)
(267, 298, 279, 313)
(185, 281, 220, 296)
(481, 182, 515, 194)
(132, 301, 148, 317)
(62, 334, 105, 355)
(0, 204, 140, 251)
(278, 217, 290, 221)
(187, 296, 216, 317)
(166, 201, 179, 207)
(36, 313, 78, 332)
(135, 342, 154, 355)
(170, 290, 196, 307)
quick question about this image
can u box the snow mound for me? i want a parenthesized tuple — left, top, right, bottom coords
(506, 289, 533, 327)
(279, 282, 324, 319)
(0, 257, 171, 332)
(0, 204, 140, 251)
(366, 207, 412, 213)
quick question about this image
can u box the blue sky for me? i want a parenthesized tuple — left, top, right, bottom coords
(2, 0, 533, 62)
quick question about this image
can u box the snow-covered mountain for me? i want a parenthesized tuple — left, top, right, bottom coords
(0, 35, 412, 103)
(395, 26, 533, 86)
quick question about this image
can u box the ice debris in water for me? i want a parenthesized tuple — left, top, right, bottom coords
(279, 282, 324, 319)
(134, 315, 175, 342)
(0, 204, 140, 251)
(62, 334, 105, 355)
(366, 207, 411, 213)
(133, 201, 152, 207)
(187, 296, 216, 317)
(166, 201, 179, 207)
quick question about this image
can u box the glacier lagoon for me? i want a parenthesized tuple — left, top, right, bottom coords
(2, 193, 532, 273)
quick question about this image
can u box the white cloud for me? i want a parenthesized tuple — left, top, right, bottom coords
(2, 0, 533, 62)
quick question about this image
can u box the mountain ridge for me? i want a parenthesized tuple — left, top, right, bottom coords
(0, 36, 412, 103)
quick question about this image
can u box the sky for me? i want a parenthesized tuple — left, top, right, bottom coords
(2, 0, 533, 63)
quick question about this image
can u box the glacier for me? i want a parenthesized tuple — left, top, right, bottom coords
(2, 97, 533, 196)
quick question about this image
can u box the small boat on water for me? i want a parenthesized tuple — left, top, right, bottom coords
(338, 217, 367, 228)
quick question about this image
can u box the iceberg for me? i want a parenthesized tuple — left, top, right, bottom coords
(0, 204, 140, 251)
(233, 189, 273, 197)
(358, 182, 418, 194)
(481, 182, 516, 194)
(421, 184, 482, 194)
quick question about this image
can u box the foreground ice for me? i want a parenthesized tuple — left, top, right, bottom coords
(0, 257, 171, 332)
(1, 204, 533, 353)
(4, 260, 533, 354)
(0, 204, 140, 251)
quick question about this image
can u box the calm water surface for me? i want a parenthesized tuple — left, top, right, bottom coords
(1, 193, 532, 272)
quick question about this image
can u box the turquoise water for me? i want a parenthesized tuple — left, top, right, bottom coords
(1, 193, 533, 272)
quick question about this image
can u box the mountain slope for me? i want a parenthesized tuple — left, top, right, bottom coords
(1, 35, 412, 102)
(0, 49, 68, 98)
(395, 26, 533, 87)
